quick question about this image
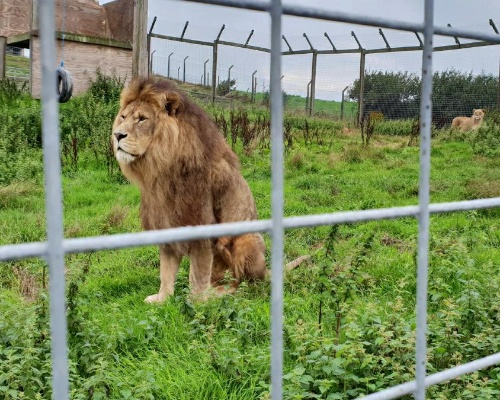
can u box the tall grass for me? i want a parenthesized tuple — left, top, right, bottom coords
(1, 74, 500, 399)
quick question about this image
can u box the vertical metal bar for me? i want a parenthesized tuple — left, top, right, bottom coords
(0, 36, 6, 79)
(39, 0, 69, 399)
(310, 51, 317, 116)
(269, 0, 284, 399)
(211, 42, 218, 103)
(415, 0, 434, 399)
(358, 50, 366, 127)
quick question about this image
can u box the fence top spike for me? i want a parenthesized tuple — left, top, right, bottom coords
(447, 23, 461, 46)
(282, 34, 293, 52)
(378, 28, 391, 49)
(489, 19, 499, 34)
(245, 29, 255, 46)
(149, 16, 157, 35)
(351, 31, 363, 50)
(324, 32, 337, 51)
(303, 32, 315, 50)
(216, 24, 225, 41)
(414, 31, 424, 47)
(180, 21, 189, 40)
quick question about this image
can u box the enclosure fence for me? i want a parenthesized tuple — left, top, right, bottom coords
(149, 12, 500, 125)
(2, 1, 500, 399)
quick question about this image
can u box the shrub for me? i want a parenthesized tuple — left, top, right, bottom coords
(469, 109, 500, 157)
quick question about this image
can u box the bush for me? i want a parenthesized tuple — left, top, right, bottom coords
(217, 79, 236, 96)
(469, 109, 500, 157)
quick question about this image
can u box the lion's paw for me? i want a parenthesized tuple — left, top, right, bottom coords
(144, 293, 165, 304)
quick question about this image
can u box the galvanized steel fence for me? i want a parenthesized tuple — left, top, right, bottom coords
(2, 0, 500, 399)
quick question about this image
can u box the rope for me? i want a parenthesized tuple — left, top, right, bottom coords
(60, 0, 66, 66)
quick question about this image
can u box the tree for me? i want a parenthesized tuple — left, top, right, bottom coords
(348, 71, 421, 120)
(349, 69, 499, 128)
(432, 69, 497, 127)
(217, 79, 236, 96)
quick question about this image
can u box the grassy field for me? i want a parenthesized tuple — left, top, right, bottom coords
(1, 77, 500, 399)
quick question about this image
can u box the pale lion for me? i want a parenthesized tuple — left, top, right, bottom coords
(112, 77, 267, 303)
(451, 109, 485, 132)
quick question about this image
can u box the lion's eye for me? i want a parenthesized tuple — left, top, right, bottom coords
(120, 114, 125, 120)
(138, 115, 147, 122)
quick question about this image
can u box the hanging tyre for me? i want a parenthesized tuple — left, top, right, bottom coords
(56, 65, 73, 103)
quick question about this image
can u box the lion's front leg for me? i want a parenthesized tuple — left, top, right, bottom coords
(188, 243, 214, 297)
(145, 247, 180, 303)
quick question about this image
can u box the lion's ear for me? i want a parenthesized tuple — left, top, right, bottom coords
(164, 92, 182, 116)
(473, 109, 477, 112)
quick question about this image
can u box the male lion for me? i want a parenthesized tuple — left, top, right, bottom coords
(112, 77, 266, 303)
(451, 109, 485, 132)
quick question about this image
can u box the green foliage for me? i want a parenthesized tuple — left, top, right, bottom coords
(469, 109, 500, 157)
(217, 79, 236, 96)
(3, 74, 500, 399)
(432, 70, 497, 128)
(0, 79, 30, 105)
(349, 69, 498, 127)
(349, 70, 421, 120)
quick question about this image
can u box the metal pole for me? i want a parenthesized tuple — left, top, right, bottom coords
(149, 49, 156, 75)
(251, 70, 257, 102)
(228, 64, 234, 91)
(204, 58, 209, 86)
(177, 66, 180, 80)
(0, 36, 5, 79)
(39, 0, 69, 398)
(415, 0, 434, 399)
(269, 0, 284, 399)
(358, 50, 366, 127)
(168, 52, 173, 78)
(341, 85, 349, 121)
(183, 56, 189, 82)
(310, 51, 317, 116)
(212, 43, 218, 102)
(306, 80, 311, 113)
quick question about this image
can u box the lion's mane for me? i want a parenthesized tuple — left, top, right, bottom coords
(111, 78, 266, 300)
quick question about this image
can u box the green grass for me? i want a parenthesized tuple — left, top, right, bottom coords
(2, 84, 500, 399)
(5, 54, 29, 71)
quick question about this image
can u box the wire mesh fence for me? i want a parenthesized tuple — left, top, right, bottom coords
(2, 1, 500, 399)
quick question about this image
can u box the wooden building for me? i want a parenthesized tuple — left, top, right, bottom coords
(0, 0, 139, 98)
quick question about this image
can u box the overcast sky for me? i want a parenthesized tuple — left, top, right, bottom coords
(102, 0, 500, 100)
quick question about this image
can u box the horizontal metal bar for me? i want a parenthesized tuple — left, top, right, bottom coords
(2, 197, 500, 262)
(150, 32, 214, 47)
(218, 40, 270, 53)
(181, 0, 500, 44)
(359, 352, 500, 400)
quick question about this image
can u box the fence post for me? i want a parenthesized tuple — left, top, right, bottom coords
(211, 42, 217, 103)
(132, 0, 148, 77)
(0, 36, 6, 80)
(357, 49, 366, 127)
(310, 51, 317, 116)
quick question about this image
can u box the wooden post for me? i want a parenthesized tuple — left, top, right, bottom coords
(0, 37, 6, 80)
(358, 50, 366, 127)
(133, 0, 148, 77)
(309, 51, 317, 116)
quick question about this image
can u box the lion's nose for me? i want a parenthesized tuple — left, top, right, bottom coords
(114, 132, 127, 142)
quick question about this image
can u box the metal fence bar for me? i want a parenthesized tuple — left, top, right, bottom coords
(269, 1, 284, 398)
(358, 352, 500, 400)
(182, 0, 500, 44)
(39, 0, 69, 399)
(3, 1, 500, 398)
(3, 197, 500, 262)
(415, 0, 434, 398)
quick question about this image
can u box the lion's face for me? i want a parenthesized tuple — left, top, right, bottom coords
(473, 109, 485, 121)
(112, 101, 157, 164)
